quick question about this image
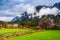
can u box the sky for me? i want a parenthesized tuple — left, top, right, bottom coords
(0, 0, 60, 22)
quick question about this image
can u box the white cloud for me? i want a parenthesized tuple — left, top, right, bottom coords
(25, 4, 37, 18)
(36, 7, 59, 18)
(0, 17, 14, 22)
(26, 4, 36, 14)
(0, 10, 19, 17)
(32, 0, 60, 6)
(0, 3, 26, 17)
(12, 0, 25, 2)
(0, 0, 60, 22)
(0, 3, 27, 21)
(11, 4, 26, 14)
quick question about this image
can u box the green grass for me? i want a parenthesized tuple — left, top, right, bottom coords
(0, 29, 20, 34)
(9, 30, 60, 40)
(0, 29, 34, 34)
(0, 28, 36, 39)
(0, 29, 27, 34)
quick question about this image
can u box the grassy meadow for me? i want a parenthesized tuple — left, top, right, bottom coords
(9, 30, 60, 40)
(0, 29, 35, 40)
(0, 29, 60, 40)
(0, 28, 60, 40)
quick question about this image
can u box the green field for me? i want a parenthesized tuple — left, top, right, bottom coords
(0, 29, 32, 34)
(9, 30, 60, 40)
(0, 29, 35, 40)
(0, 29, 60, 40)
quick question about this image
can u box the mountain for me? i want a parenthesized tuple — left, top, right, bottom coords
(36, 2, 60, 12)
(12, 12, 29, 22)
(12, 5, 51, 22)
(12, 16, 21, 22)
(35, 5, 53, 12)
(11, 2, 60, 22)
(53, 2, 60, 9)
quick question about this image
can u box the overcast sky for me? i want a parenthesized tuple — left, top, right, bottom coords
(0, 0, 60, 22)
